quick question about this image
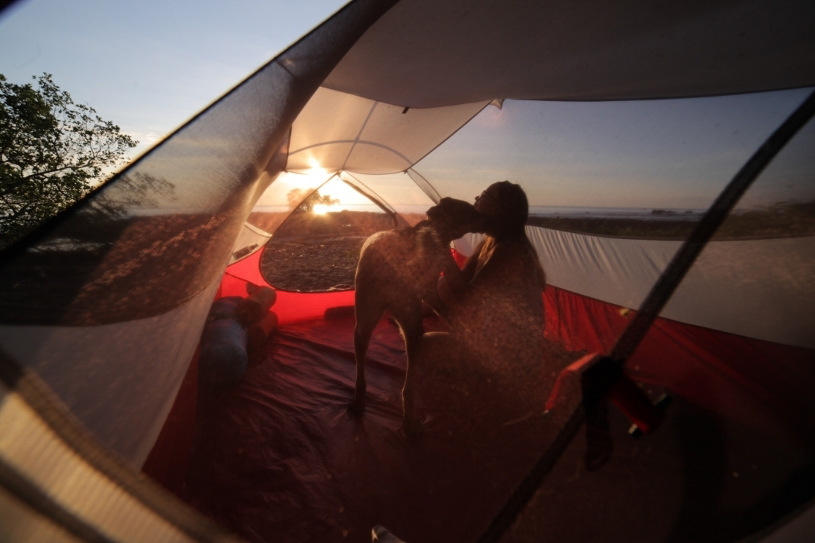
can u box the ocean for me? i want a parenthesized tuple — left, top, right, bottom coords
(528, 206, 705, 221)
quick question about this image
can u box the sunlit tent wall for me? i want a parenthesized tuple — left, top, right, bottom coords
(1, 0, 814, 541)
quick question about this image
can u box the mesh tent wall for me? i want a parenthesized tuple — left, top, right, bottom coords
(0, 1, 398, 539)
(1, 0, 814, 541)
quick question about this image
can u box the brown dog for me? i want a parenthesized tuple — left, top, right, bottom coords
(350, 197, 484, 434)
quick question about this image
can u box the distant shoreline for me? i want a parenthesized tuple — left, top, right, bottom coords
(247, 198, 815, 242)
(529, 206, 705, 222)
(250, 201, 814, 291)
(251, 204, 706, 221)
(528, 200, 815, 240)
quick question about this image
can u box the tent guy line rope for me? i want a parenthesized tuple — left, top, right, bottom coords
(475, 88, 815, 543)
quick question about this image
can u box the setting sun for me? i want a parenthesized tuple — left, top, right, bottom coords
(312, 203, 329, 215)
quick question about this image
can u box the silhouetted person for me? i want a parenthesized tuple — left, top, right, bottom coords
(419, 181, 547, 425)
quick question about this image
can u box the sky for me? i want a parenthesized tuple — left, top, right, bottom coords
(420, 90, 815, 210)
(1, 0, 813, 211)
(0, 0, 349, 157)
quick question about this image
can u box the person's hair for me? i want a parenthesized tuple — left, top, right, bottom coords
(482, 181, 546, 287)
(489, 181, 529, 238)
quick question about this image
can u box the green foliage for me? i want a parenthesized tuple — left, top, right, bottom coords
(0, 73, 138, 248)
(286, 188, 340, 213)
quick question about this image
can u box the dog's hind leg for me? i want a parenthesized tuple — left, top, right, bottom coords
(350, 300, 382, 416)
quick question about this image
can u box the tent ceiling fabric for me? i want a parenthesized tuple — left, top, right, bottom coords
(323, 0, 815, 108)
(287, 87, 488, 175)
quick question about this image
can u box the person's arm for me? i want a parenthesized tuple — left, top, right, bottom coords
(436, 239, 485, 308)
(466, 241, 525, 291)
(421, 247, 464, 313)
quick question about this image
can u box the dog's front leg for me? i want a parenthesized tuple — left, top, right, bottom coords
(350, 322, 370, 416)
(351, 296, 382, 416)
(401, 312, 425, 436)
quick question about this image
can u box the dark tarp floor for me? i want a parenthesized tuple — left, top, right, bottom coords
(181, 314, 815, 543)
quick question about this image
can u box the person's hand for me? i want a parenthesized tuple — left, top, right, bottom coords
(436, 274, 454, 310)
(437, 272, 466, 309)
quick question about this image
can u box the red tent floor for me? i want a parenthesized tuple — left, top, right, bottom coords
(179, 314, 815, 543)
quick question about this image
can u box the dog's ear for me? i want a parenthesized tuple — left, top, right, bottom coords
(427, 198, 473, 221)
(453, 200, 478, 221)
(425, 200, 445, 221)
(426, 198, 487, 239)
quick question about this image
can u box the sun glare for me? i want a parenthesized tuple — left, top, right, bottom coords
(256, 160, 383, 214)
(306, 158, 329, 181)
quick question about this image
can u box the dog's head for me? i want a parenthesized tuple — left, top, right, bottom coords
(425, 197, 486, 241)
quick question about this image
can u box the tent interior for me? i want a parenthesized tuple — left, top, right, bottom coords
(1, 0, 815, 542)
